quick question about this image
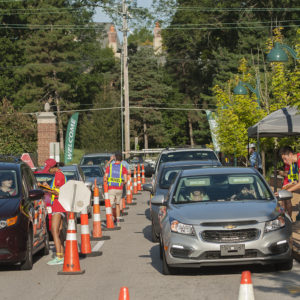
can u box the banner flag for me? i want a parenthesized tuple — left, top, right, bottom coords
(205, 110, 220, 153)
(64, 112, 79, 164)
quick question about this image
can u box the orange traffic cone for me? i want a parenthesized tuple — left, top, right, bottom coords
(141, 164, 145, 184)
(103, 183, 120, 231)
(119, 287, 130, 300)
(133, 168, 138, 194)
(91, 180, 110, 241)
(238, 271, 255, 300)
(137, 164, 142, 191)
(80, 207, 102, 257)
(58, 212, 85, 275)
(121, 197, 128, 216)
(126, 180, 132, 204)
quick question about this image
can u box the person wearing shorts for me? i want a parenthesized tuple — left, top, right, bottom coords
(38, 159, 67, 265)
(104, 152, 127, 226)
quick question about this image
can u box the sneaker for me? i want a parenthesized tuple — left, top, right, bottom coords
(47, 257, 64, 265)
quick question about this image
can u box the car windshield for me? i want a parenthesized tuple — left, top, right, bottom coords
(172, 173, 273, 204)
(81, 166, 103, 177)
(62, 171, 78, 181)
(161, 151, 218, 163)
(159, 165, 208, 189)
(0, 170, 19, 198)
(81, 156, 111, 168)
(34, 173, 54, 185)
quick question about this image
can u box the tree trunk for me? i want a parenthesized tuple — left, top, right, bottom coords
(143, 122, 148, 149)
(188, 113, 194, 146)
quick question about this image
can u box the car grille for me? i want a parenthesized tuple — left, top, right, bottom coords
(200, 249, 260, 260)
(201, 229, 259, 243)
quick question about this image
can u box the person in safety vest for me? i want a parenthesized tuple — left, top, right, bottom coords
(38, 159, 67, 265)
(277, 146, 300, 220)
(104, 152, 127, 226)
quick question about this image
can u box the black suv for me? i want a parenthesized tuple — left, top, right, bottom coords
(0, 156, 49, 270)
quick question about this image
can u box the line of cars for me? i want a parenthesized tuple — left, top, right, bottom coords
(143, 147, 294, 275)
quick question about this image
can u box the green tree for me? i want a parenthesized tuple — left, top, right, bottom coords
(0, 98, 36, 154)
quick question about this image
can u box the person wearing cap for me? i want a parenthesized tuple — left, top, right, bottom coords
(38, 159, 67, 265)
(248, 143, 262, 174)
(104, 152, 128, 226)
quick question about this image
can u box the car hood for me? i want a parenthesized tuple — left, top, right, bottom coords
(0, 198, 20, 218)
(169, 200, 278, 224)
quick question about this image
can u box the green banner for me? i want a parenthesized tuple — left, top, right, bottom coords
(205, 110, 220, 153)
(64, 112, 79, 164)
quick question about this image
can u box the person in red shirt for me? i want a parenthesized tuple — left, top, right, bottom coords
(38, 159, 66, 265)
(104, 152, 127, 226)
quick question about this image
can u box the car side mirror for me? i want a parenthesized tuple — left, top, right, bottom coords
(278, 190, 293, 201)
(29, 189, 44, 201)
(143, 184, 153, 193)
(151, 194, 165, 206)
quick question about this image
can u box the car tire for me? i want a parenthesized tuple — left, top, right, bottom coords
(275, 258, 293, 271)
(151, 220, 159, 243)
(20, 230, 33, 270)
(162, 244, 176, 275)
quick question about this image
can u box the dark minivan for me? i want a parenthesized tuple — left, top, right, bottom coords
(0, 156, 49, 270)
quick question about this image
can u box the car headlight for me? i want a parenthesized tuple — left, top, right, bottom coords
(264, 216, 285, 233)
(0, 216, 18, 229)
(170, 220, 195, 235)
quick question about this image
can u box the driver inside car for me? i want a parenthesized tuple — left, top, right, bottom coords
(190, 188, 209, 202)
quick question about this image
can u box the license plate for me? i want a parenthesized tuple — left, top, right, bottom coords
(220, 244, 245, 256)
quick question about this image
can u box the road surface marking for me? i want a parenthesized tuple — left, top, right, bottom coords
(92, 241, 105, 252)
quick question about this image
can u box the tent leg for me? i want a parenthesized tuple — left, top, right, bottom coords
(274, 147, 278, 193)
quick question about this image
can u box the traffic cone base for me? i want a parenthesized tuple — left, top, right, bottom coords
(124, 207, 130, 210)
(90, 234, 111, 241)
(102, 226, 121, 231)
(122, 211, 129, 216)
(79, 251, 102, 258)
(127, 202, 137, 206)
(58, 270, 85, 275)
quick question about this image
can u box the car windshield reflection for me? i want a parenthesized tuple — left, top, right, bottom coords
(173, 174, 274, 204)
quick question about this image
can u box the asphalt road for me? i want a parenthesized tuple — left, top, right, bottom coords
(0, 189, 300, 300)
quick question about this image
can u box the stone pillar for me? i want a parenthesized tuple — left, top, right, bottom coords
(37, 111, 57, 166)
(153, 22, 162, 55)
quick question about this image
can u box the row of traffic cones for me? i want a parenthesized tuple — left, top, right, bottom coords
(57, 171, 142, 275)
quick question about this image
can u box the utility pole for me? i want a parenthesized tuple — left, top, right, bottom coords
(122, 0, 130, 158)
(120, 48, 124, 154)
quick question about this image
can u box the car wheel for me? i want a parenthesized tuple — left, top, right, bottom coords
(20, 230, 33, 270)
(162, 244, 176, 275)
(275, 258, 293, 271)
(151, 220, 159, 243)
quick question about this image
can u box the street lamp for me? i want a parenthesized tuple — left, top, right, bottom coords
(266, 42, 299, 62)
(233, 78, 261, 106)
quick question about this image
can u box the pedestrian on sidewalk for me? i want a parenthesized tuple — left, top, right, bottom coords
(38, 159, 67, 265)
(104, 152, 128, 226)
(248, 143, 262, 174)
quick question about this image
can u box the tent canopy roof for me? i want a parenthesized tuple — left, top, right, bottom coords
(248, 106, 300, 138)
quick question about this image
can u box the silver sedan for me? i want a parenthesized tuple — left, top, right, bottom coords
(153, 167, 293, 275)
